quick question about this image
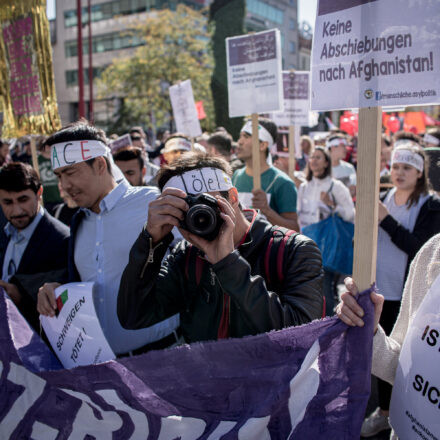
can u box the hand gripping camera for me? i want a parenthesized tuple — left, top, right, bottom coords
(180, 193, 223, 241)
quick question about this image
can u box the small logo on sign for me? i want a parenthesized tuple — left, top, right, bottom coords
(364, 89, 373, 99)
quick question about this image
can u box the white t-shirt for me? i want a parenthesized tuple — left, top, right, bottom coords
(332, 160, 356, 187)
(297, 175, 355, 229)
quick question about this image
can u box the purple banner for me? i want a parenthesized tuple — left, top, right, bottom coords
(2, 15, 43, 116)
(0, 288, 374, 439)
(228, 30, 277, 66)
(283, 72, 309, 100)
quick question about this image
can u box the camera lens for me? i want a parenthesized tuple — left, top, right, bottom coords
(186, 205, 217, 236)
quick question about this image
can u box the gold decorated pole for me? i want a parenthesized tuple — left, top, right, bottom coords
(251, 113, 261, 190)
(288, 125, 296, 180)
(0, 0, 61, 138)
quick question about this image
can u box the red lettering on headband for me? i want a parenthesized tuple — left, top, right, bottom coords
(80, 141, 92, 160)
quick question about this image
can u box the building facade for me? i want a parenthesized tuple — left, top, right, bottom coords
(298, 21, 312, 71)
(51, 0, 298, 126)
(244, 0, 299, 70)
(51, 0, 208, 126)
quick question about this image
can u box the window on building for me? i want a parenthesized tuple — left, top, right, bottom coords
(289, 0, 296, 5)
(65, 31, 144, 57)
(246, 0, 284, 24)
(289, 41, 296, 54)
(289, 18, 295, 30)
(63, 0, 203, 28)
(65, 67, 107, 87)
(64, 0, 149, 28)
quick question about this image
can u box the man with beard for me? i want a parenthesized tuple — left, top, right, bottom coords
(0, 162, 69, 329)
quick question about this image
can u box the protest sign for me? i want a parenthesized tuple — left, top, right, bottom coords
(271, 129, 301, 159)
(169, 80, 202, 138)
(226, 29, 283, 117)
(195, 101, 206, 120)
(109, 134, 132, 153)
(0, 1, 61, 137)
(0, 287, 375, 439)
(40, 283, 115, 368)
(272, 71, 310, 126)
(390, 274, 440, 439)
(311, 0, 440, 111)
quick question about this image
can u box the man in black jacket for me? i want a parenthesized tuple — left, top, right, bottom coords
(117, 153, 323, 343)
(0, 162, 69, 329)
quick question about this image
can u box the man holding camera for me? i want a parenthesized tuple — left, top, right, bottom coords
(117, 152, 323, 343)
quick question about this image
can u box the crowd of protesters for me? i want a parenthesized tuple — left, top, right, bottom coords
(0, 117, 439, 438)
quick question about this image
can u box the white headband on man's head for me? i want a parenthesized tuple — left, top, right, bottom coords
(161, 137, 192, 154)
(424, 133, 440, 146)
(241, 121, 274, 148)
(51, 140, 108, 170)
(163, 167, 233, 194)
(50, 139, 125, 182)
(391, 148, 424, 172)
(326, 137, 347, 148)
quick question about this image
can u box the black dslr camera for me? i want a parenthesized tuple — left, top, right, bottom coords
(180, 193, 223, 241)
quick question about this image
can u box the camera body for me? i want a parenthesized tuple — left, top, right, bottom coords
(180, 193, 223, 241)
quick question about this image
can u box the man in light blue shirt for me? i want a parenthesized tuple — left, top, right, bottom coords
(37, 121, 179, 356)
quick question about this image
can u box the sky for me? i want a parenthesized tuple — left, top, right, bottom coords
(47, 0, 317, 28)
(46, 0, 55, 20)
(298, 0, 317, 29)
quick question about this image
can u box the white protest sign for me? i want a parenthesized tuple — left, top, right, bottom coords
(311, 0, 440, 111)
(237, 192, 271, 222)
(226, 29, 283, 117)
(389, 274, 440, 439)
(169, 80, 202, 138)
(40, 283, 115, 368)
(109, 134, 132, 153)
(272, 71, 310, 126)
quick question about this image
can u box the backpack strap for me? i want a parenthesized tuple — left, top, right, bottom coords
(264, 226, 298, 288)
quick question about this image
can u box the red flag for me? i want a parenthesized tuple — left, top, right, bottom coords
(195, 101, 206, 120)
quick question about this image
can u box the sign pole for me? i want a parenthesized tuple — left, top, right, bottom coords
(251, 113, 261, 190)
(30, 136, 40, 178)
(288, 125, 296, 180)
(352, 106, 382, 291)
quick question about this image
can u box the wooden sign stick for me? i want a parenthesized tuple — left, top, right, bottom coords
(352, 106, 382, 291)
(288, 125, 296, 180)
(251, 113, 261, 190)
(30, 136, 40, 178)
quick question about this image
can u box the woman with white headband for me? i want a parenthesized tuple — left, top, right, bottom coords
(347, 143, 440, 438)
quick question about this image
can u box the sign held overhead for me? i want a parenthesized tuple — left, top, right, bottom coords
(226, 29, 283, 117)
(311, 0, 440, 111)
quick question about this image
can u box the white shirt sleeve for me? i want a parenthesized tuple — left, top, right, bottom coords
(331, 179, 355, 223)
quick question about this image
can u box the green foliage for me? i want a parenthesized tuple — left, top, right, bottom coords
(97, 5, 214, 133)
(210, 0, 245, 139)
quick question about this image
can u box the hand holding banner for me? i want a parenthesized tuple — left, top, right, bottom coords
(40, 283, 115, 368)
